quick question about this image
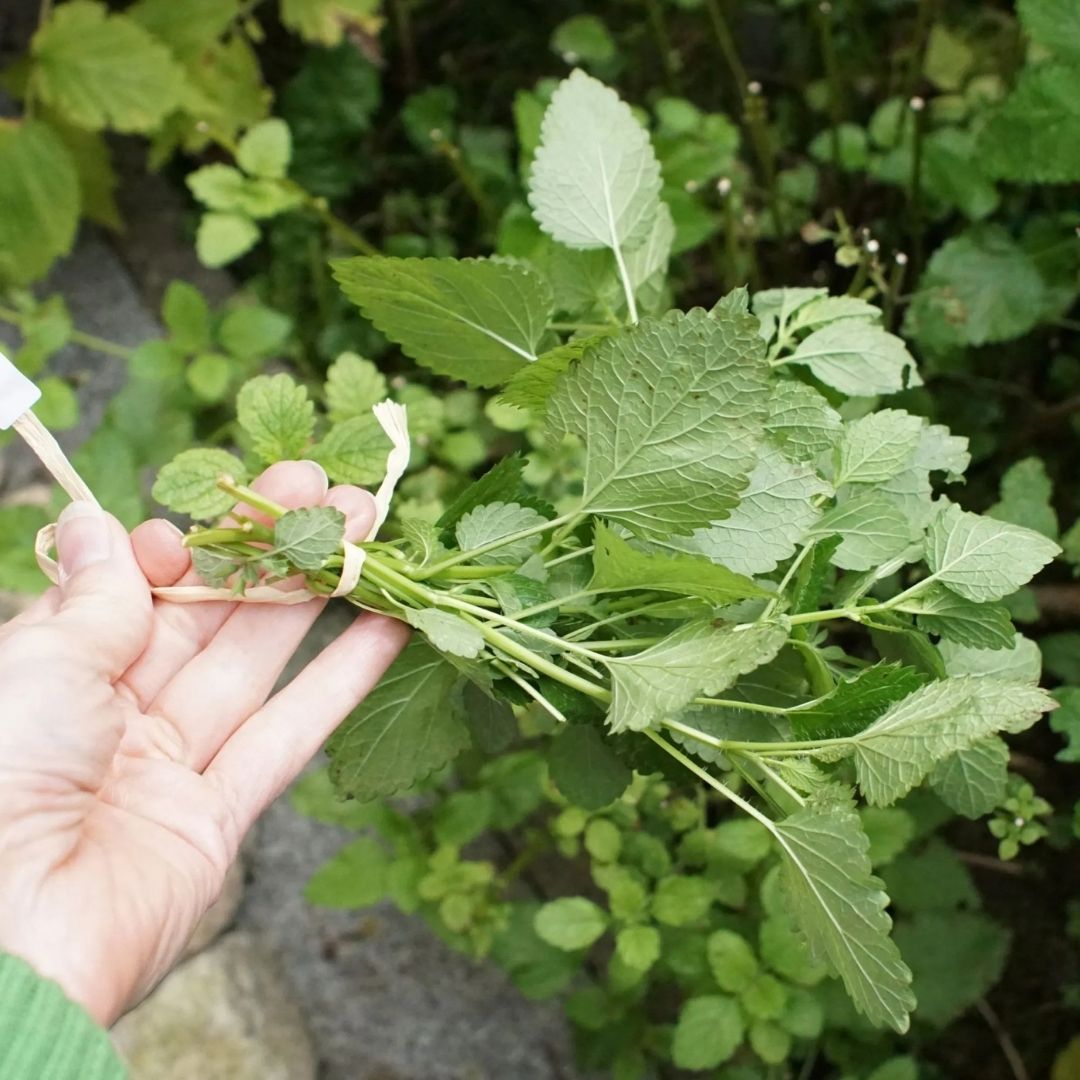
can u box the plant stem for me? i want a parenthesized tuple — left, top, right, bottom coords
(545, 544, 594, 569)
(644, 0, 680, 91)
(702, 0, 748, 97)
(815, 2, 846, 180)
(613, 241, 639, 325)
(434, 138, 495, 227)
(0, 306, 134, 362)
(752, 756, 807, 806)
(215, 479, 290, 520)
(493, 660, 567, 724)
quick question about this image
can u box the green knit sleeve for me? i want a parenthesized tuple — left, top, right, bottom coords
(0, 952, 127, 1079)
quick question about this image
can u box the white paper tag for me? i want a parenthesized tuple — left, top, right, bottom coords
(0, 352, 40, 430)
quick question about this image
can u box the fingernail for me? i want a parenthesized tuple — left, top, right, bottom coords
(57, 500, 111, 580)
(160, 520, 185, 541)
(302, 460, 329, 490)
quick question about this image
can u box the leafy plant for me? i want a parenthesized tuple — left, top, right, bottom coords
(151, 73, 1063, 1043)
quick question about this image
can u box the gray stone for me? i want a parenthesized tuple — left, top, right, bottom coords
(111, 931, 317, 1080)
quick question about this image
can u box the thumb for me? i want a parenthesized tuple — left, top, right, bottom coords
(51, 501, 153, 678)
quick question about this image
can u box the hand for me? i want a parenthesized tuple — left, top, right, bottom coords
(0, 461, 409, 1025)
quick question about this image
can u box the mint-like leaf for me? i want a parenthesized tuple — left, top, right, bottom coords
(310, 413, 391, 485)
(273, 506, 346, 571)
(454, 501, 549, 565)
(547, 725, 631, 810)
(928, 736, 1009, 819)
(402, 608, 485, 659)
(151, 448, 247, 520)
(786, 320, 920, 397)
(236, 374, 315, 464)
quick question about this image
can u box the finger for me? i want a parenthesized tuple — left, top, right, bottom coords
(0, 587, 61, 645)
(131, 519, 191, 586)
(48, 502, 153, 678)
(206, 613, 409, 835)
(122, 461, 329, 705)
(147, 482, 376, 770)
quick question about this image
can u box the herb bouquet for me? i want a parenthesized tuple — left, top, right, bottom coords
(149, 72, 1059, 1034)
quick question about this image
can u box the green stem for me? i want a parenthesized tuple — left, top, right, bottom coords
(215, 479, 289, 520)
(183, 526, 272, 548)
(0, 306, 134, 362)
(702, 0, 749, 97)
(644, 0, 680, 91)
(493, 660, 567, 724)
(434, 138, 495, 226)
(751, 755, 807, 807)
(545, 545, 594, 569)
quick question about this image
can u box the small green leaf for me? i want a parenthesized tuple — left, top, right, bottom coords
(499, 335, 606, 414)
(899, 583, 1016, 651)
(327, 642, 470, 800)
(605, 619, 789, 734)
(926, 503, 1060, 603)
(671, 995, 744, 1070)
(786, 320, 921, 397)
(551, 15, 616, 64)
(707, 929, 759, 993)
(436, 454, 552, 531)
(807, 493, 919, 572)
(34, 377, 79, 430)
(528, 69, 662, 255)
(547, 725, 631, 810)
(219, 305, 292, 361)
(305, 837, 388, 908)
(333, 256, 553, 387)
(186, 353, 231, 402)
(162, 281, 211, 353)
(764, 380, 843, 459)
(311, 413, 391, 485)
(273, 506, 345, 571)
(590, 521, 770, 604)
(790, 663, 928, 741)
(402, 609, 485, 659)
(279, 0, 382, 46)
(195, 211, 260, 268)
(236, 118, 292, 179)
(1017, 0, 1080, 62)
(31, 0, 187, 133)
(988, 456, 1059, 540)
(152, 448, 248, 519)
(236, 374, 315, 463)
(534, 896, 609, 951)
(774, 800, 915, 1032)
(615, 925, 661, 972)
(325, 352, 388, 422)
(928, 736, 1009, 819)
(455, 502, 549, 565)
(860, 807, 916, 866)
(834, 409, 924, 486)
(652, 875, 715, 927)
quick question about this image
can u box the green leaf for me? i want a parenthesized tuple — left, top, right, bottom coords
(0, 506, 50, 593)
(34, 377, 79, 430)
(534, 896, 609, 950)
(402, 609, 485, 659)
(846, 676, 1054, 806)
(664, 446, 831, 575)
(790, 664, 928, 741)
(898, 583, 1016, 651)
(162, 281, 211, 353)
(152, 448, 248, 519)
(273, 506, 345, 571)
(551, 15, 617, 64)
(895, 911, 1010, 1027)
(653, 875, 716, 926)
(499, 336, 604, 413)
(128, 0, 241, 60)
(925, 503, 1060, 603)
(187, 165, 301, 219)
(605, 619, 789, 734)
(186, 352, 231, 402)
(905, 227, 1049, 348)
(807, 492, 919, 572)
(492, 903, 580, 999)
(0, 952, 125, 1079)
(549, 309, 769, 541)
(219, 305, 292, 361)
(454, 502, 548, 564)
(786, 320, 921, 397)
(759, 912, 828, 986)
(881, 841, 979, 912)
(332, 256, 553, 387)
(305, 837, 388, 908)
(30, 1, 187, 133)
(195, 212, 260, 268)
(1018, 0, 1080, 62)
(325, 352, 388, 422)
(928, 736, 1009, 819)
(707, 929, 759, 993)
(327, 642, 470, 800)
(979, 64, 1080, 183)
(0, 120, 79, 285)
(548, 724, 631, 810)
(1051, 686, 1080, 762)
(528, 69, 662, 255)
(236, 118, 292, 179)
(279, 0, 381, 46)
(236, 374, 315, 463)
(988, 456, 1059, 539)
(764, 380, 843, 459)
(615, 926, 661, 972)
(671, 995, 744, 1070)
(774, 801, 915, 1032)
(310, 413, 391, 485)
(590, 521, 769, 604)
(938, 633, 1042, 681)
(436, 454, 552, 531)
(860, 807, 915, 866)
(835, 410, 924, 487)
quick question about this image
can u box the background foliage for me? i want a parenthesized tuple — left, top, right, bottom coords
(2, 1, 1080, 1078)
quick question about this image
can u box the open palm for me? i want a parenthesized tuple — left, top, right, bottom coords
(0, 462, 408, 1025)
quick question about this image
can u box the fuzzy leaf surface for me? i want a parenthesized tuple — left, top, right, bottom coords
(455, 502, 549, 564)
(928, 736, 1009, 819)
(237, 374, 315, 463)
(152, 448, 247, 520)
(548, 308, 769, 540)
(787, 321, 920, 397)
(273, 507, 345, 570)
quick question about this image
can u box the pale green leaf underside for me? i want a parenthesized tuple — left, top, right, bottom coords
(787, 320, 921, 397)
(455, 501, 548, 565)
(808, 492, 919, 572)
(273, 506, 345, 570)
(764, 380, 843, 459)
(925, 503, 1060, 603)
(528, 68, 663, 253)
(606, 618, 789, 733)
(928, 736, 1009, 819)
(835, 409, 924, 487)
(332, 256, 554, 387)
(403, 608, 486, 659)
(548, 308, 770, 540)
(775, 801, 915, 1033)
(846, 675, 1054, 806)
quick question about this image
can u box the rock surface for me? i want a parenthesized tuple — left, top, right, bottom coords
(111, 932, 317, 1080)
